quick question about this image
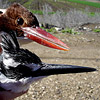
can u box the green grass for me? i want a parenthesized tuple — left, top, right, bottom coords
(41, 27, 81, 35)
(23, 0, 34, 8)
(61, 28, 80, 34)
(30, 10, 43, 14)
(41, 27, 57, 34)
(93, 29, 100, 33)
(88, 12, 96, 16)
(8, 0, 100, 13)
(67, 0, 100, 8)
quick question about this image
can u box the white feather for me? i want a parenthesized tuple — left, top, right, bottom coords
(3, 57, 20, 69)
(0, 72, 46, 93)
(1, 52, 20, 69)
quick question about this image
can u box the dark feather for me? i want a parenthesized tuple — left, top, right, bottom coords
(0, 31, 42, 80)
(1, 31, 19, 52)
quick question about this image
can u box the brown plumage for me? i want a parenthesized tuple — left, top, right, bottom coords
(0, 3, 39, 36)
(0, 3, 69, 51)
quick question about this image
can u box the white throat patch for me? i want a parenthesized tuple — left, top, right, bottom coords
(0, 72, 46, 93)
(2, 53, 20, 69)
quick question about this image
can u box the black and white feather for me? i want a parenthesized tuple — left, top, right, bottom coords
(1, 31, 19, 52)
(0, 31, 43, 92)
(0, 31, 96, 93)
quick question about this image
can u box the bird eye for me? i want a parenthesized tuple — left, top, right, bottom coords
(0, 11, 3, 14)
(17, 18, 24, 25)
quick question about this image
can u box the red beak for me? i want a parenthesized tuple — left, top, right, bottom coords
(22, 27, 69, 51)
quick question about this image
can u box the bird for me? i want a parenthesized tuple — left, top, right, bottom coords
(0, 3, 69, 52)
(0, 31, 96, 93)
(0, 3, 96, 97)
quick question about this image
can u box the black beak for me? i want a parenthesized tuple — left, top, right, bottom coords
(32, 64, 96, 77)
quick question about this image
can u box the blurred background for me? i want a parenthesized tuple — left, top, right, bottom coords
(1, 0, 100, 34)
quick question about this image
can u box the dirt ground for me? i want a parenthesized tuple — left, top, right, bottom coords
(16, 33, 100, 100)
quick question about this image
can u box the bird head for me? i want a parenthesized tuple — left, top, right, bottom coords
(0, 3, 39, 36)
(0, 32, 43, 80)
(0, 3, 69, 51)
